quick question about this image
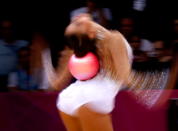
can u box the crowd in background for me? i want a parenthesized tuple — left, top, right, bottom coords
(0, 0, 177, 91)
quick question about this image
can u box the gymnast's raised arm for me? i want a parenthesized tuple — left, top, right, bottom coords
(41, 47, 73, 91)
(31, 32, 74, 91)
(108, 31, 132, 84)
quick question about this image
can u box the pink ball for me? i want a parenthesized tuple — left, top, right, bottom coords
(68, 52, 99, 80)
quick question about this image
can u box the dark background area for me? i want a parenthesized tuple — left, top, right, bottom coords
(0, 0, 177, 67)
(0, 1, 177, 131)
(0, 0, 177, 50)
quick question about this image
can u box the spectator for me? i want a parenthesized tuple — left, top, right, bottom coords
(8, 47, 39, 90)
(70, 0, 112, 28)
(30, 32, 50, 91)
(0, 19, 29, 90)
(152, 40, 172, 63)
(129, 35, 148, 62)
(7, 32, 52, 91)
(118, 17, 155, 54)
(169, 18, 178, 48)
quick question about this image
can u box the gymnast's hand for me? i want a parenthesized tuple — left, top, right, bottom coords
(29, 33, 49, 71)
(31, 33, 49, 53)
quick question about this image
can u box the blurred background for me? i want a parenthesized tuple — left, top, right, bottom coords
(0, 0, 177, 131)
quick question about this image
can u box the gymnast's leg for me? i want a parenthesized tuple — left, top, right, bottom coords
(78, 104, 113, 131)
(59, 111, 82, 131)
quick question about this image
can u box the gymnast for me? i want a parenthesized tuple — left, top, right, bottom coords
(41, 14, 132, 131)
(34, 10, 178, 131)
(40, 14, 133, 131)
